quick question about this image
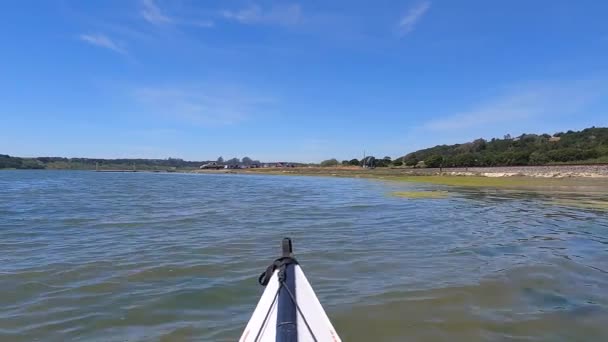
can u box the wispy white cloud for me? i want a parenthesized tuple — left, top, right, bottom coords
(423, 80, 603, 131)
(221, 3, 302, 26)
(140, 0, 214, 28)
(133, 85, 274, 125)
(141, 0, 172, 25)
(79, 33, 127, 54)
(370, 78, 608, 157)
(398, 1, 431, 36)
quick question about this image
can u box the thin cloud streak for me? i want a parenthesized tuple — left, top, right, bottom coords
(221, 4, 302, 26)
(140, 0, 214, 28)
(398, 1, 431, 36)
(141, 0, 172, 25)
(425, 92, 546, 131)
(79, 33, 127, 54)
(423, 80, 604, 131)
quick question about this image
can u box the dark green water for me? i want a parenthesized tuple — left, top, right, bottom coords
(1, 170, 607, 341)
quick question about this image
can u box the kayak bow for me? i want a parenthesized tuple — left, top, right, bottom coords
(240, 238, 341, 342)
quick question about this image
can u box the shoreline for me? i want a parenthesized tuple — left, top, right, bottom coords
(189, 165, 608, 193)
(191, 164, 608, 179)
(4, 164, 608, 179)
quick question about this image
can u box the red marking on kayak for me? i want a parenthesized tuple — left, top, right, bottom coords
(330, 329, 338, 342)
(242, 329, 250, 341)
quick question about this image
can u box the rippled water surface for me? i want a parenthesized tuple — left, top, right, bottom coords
(1, 170, 607, 341)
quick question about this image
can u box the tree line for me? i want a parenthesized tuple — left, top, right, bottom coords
(0, 154, 46, 169)
(4, 127, 607, 170)
(401, 127, 608, 168)
(0, 155, 268, 170)
(319, 156, 403, 167)
(0, 156, 210, 170)
(216, 156, 262, 166)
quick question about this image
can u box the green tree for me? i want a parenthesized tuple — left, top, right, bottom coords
(479, 154, 497, 167)
(424, 155, 443, 168)
(348, 159, 360, 166)
(398, 127, 608, 167)
(529, 151, 548, 165)
(320, 159, 339, 167)
(376, 156, 392, 167)
(375, 158, 387, 167)
(403, 155, 419, 166)
(453, 154, 477, 167)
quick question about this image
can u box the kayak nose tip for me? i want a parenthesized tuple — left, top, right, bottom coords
(281, 237, 293, 257)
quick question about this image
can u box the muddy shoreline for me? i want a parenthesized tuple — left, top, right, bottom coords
(192, 164, 608, 179)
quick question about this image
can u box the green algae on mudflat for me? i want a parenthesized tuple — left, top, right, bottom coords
(389, 175, 575, 188)
(390, 191, 449, 199)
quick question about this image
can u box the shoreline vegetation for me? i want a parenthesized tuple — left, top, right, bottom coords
(3, 127, 608, 172)
(193, 165, 608, 189)
(2, 127, 608, 190)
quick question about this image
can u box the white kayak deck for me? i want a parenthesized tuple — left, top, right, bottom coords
(240, 265, 341, 342)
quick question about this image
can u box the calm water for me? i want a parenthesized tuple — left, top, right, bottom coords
(1, 170, 607, 341)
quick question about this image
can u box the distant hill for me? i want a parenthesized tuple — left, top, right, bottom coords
(401, 127, 608, 167)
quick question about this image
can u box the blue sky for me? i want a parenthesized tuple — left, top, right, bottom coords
(1, 0, 607, 162)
